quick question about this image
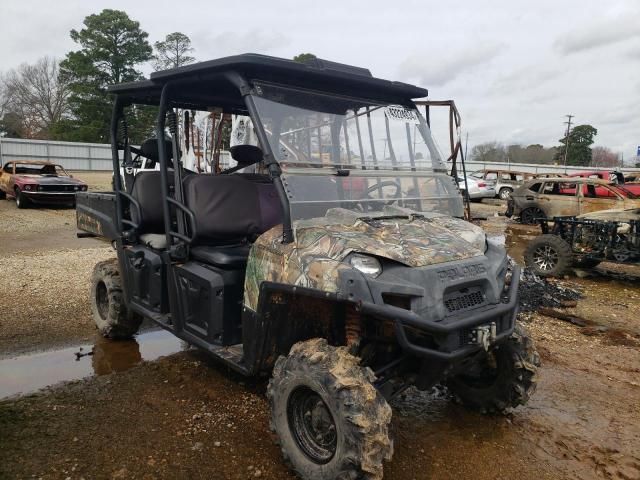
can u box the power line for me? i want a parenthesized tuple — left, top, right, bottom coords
(563, 114, 573, 168)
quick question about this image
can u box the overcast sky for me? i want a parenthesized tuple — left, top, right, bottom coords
(2, 0, 639, 161)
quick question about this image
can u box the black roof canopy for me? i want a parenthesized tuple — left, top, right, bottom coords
(108, 53, 428, 112)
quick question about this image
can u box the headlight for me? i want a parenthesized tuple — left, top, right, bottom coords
(349, 254, 382, 277)
(24, 184, 34, 191)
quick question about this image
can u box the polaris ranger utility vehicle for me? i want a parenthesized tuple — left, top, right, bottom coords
(76, 54, 539, 480)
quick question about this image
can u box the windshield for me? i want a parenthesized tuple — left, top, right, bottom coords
(251, 84, 463, 221)
(14, 163, 68, 176)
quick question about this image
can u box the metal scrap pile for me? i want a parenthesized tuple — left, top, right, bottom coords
(517, 268, 582, 312)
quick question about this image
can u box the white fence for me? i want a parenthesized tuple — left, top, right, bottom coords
(0, 137, 234, 172)
(0, 137, 113, 171)
(462, 160, 640, 176)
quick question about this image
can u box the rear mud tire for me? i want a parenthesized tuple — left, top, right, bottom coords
(90, 258, 142, 339)
(524, 234, 573, 277)
(267, 338, 393, 480)
(447, 324, 540, 414)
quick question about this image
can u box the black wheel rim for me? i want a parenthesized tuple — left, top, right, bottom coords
(522, 208, 543, 224)
(95, 281, 109, 320)
(287, 386, 337, 464)
(533, 244, 558, 271)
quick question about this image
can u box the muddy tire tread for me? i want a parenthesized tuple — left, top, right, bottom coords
(267, 338, 393, 480)
(90, 258, 142, 339)
(448, 324, 540, 414)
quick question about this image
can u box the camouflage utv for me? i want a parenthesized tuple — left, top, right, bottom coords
(76, 54, 539, 480)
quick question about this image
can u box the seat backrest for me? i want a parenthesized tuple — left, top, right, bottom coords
(130, 171, 173, 234)
(183, 173, 282, 245)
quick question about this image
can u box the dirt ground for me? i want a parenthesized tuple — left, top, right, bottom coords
(1, 185, 639, 480)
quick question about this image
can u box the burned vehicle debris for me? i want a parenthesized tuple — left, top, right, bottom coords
(75, 54, 539, 480)
(507, 177, 640, 224)
(524, 208, 640, 277)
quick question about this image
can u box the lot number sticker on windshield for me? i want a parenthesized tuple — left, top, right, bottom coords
(384, 105, 420, 124)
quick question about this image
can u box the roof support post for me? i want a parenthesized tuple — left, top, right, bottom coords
(110, 96, 125, 234)
(225, 71, 294, 244)
(157, 84, 175, 249)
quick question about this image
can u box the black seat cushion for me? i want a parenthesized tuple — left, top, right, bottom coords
(130, 171, 173, 233)
(183, 174, 282, 245)
(190, 245, 251, 269)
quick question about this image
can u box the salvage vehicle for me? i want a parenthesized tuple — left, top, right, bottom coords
(524, 208, 640, 276)
(457, 175, 495, 200)
(507, 177, 640, 224)
(0, 160, 87, 208)
(568, 170, 640, 195)
(470, 169, 533, 200)
(76, 54, 539, 480)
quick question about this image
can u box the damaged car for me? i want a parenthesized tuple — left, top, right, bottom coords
(507, 177, 640, 224)
(0, 160, 87, 208)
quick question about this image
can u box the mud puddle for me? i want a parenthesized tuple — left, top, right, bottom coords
(0, 329, 184, 399)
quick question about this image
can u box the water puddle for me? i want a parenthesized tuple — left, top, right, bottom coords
(0, 329, 184, 399)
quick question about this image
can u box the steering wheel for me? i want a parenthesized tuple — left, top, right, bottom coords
(356, 180, 402, 212)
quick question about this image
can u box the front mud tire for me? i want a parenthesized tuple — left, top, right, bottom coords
(268, 338, 393, 480)
(90, 259, 142, 339)
(447, 324, 540, 414)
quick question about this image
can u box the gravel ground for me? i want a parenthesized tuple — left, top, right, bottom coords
(0, 247, 115, 358)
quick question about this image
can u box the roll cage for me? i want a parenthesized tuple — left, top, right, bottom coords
(108, 54, 429, 253)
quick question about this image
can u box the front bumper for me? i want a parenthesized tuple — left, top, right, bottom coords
(356, 264, 520, 360)
(23, 191, 77, 204)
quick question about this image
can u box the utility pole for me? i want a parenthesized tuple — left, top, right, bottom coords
(563, 114, 573, 169)
(464, 132, 469, 161)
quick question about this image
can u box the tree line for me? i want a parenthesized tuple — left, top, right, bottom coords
(0, 10, 195, 144)
(470, 125, 621, 168)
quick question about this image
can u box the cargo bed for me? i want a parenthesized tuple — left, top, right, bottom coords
(76, 191, 119, 241)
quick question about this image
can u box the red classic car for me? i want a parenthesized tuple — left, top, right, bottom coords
(0, 160, 87, 208)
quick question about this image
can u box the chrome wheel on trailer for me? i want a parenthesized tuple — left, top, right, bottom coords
(524, 234, 572, 277)
(533, 244, 559, 272)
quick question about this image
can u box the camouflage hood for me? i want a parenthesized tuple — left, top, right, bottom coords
(293, 209, 485, 267)
(244, 208, 486, 311)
